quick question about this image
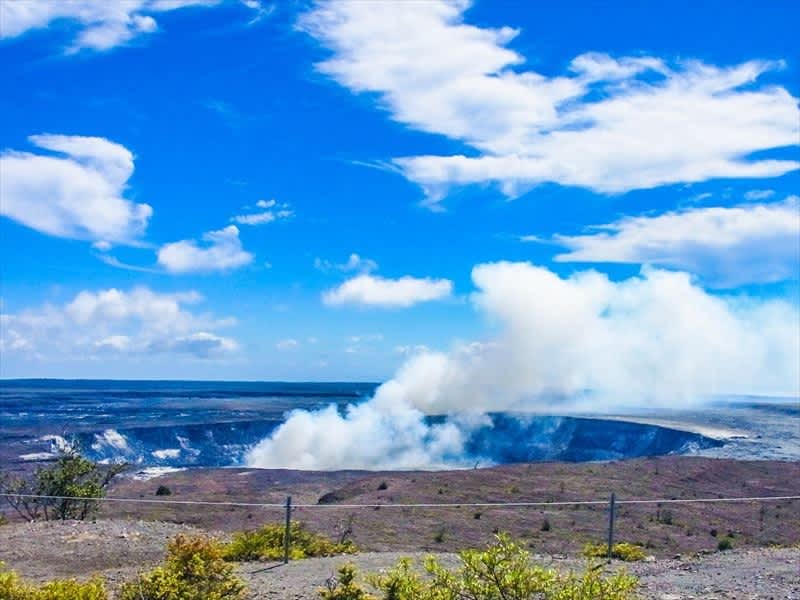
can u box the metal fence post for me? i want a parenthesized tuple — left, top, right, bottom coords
(283, 495, 292, 564)
(607, 492, 616, 561)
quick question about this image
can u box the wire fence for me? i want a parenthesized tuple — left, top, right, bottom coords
(3, 492, 799, 508)
(2, 492, 798, 562)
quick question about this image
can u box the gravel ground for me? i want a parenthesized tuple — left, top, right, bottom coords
(1, 520, 797, 599)
(238, 549, 800, 600)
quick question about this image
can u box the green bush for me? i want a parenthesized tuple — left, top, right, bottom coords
(119, 535, 245, 600)
(31, 578, 107, 600)
(319, 564, 373, 600)
(0, 563, 28, 600)
(155, 485, 172, 496)
(321, 534, 638, 600)
(717, 537, 734, 552)
(583, 542, 647, 562)
(223, 522, 357, 562)
(0, 562, 107, 600)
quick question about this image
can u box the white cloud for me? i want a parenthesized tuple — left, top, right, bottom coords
(315, 253, 378, 274)
(239, 0, 274, 25)
(247, 262, 799, 469)
(341, 253, 378, 273)
(276, 338, 299, 350)
(150, 331, 238, 357)
(323, 274, 453, 308)
(232, 212, 276, 225)
(744, 189, 776, 201)
(0, 0, 262, 52)
(157, 225, 253, 273)
(0, 134, 152, 243)
(348, 334, 383, 343)
(95, 335, 131, 351)
(689, 192, 713, 203)
(553, 197, 800, 286)
(1, 287, 238, 360)
(231, 200, 293, 226)
(395, 344, 430, 357)
(92, 240, 113, 252)
(300, 1, 799, 206)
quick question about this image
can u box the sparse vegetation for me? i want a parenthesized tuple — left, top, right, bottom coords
(320, 534, 638, 600)
(656, 507, 674, 525)
(119, 534, 245, 600)
(583, 542, 647, 562)
(541, 517, 551, 532)
(0, 562, 107, 600)
(1, 450, 124, 522)
(223, 522, 357, 562)
(319, 564, 372, 600)
(717, 537, 734, 552)
(433, 527, 445, 543)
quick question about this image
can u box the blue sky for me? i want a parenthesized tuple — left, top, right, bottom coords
(1, 0, 798, 384)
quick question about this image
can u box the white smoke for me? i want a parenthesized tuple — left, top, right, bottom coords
(245, 262, 799, 469)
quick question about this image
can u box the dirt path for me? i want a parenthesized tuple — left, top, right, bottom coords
(1, 520, 797, 599)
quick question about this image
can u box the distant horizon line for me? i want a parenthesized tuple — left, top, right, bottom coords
(0, 377, 382, 385)
(0, 379, 796, 400)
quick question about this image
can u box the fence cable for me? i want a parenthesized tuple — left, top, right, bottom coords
(2, 492, 798, 510)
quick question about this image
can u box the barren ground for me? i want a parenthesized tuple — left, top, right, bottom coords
(0, 520, 797, 599)
(88, 457, 800, 556)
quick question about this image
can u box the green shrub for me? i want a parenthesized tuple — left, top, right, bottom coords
(155, 485, 172, 496)
(119, 534, 245, 600)
(367, 558, 428, 600)
(319, 564, 374, 600)
(583, 542, 647, 562)
(540, 518, 551, 532)
(0, 562, 107, 600)
(0, 562, 28, 600)
(32, 578, 107, 600)
(223, 522, 357, 562)
(376, 481, 388, 491)
(321, 534, 638, 600)
(717, 537, 734, 552)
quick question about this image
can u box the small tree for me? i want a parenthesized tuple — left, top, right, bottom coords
(1, 450, 125, 521)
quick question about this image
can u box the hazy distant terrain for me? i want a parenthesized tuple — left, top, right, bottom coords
(2, 381, 797, 476)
